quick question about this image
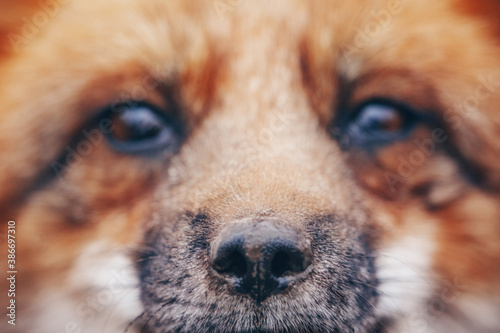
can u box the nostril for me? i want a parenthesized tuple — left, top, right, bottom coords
(213, 249, 248, 279)
(211, 221, 312, 303)
(270, 250, 308, 278)
(271, 251, 291, 277)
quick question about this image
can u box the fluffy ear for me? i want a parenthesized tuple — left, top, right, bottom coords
(0, 0, 41, 57)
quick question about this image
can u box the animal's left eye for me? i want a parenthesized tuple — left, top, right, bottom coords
(338, 101, 419, 147)
(105, 103, 182, 155)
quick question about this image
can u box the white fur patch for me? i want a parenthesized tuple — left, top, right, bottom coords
(28, 242, 143, 333)
(375, 224, 437, 333)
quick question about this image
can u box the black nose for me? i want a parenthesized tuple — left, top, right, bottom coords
(211, 220, 312, 303)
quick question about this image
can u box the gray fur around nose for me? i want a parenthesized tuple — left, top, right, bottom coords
(211, 220, 312, 304)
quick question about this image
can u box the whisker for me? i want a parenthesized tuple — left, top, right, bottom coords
(140, 302, 170, 333)
(124, 311, 146, 333)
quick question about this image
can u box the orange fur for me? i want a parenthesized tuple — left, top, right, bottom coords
(1, 0, 500, 332)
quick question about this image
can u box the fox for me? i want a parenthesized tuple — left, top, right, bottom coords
(1, 0, 500, 332)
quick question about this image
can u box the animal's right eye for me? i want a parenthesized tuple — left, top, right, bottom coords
(346, 102, 416, 144)
(332, 99, 422, 149)
(104, 103, 183, 155)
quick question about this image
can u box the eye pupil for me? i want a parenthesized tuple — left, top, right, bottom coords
(355, 105, 404, 134)
(105, 104, 181, 155)
(342, 102, 416, 147)
(112, 108, 163, 142)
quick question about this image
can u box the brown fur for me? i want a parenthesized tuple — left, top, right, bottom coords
(1, 0, 500, 332)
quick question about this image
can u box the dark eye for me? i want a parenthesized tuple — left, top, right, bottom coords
(338, 101, 418, 148)
(105, 103, 182, 155)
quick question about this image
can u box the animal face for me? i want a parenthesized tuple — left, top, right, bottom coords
(1, 0, 500, 332)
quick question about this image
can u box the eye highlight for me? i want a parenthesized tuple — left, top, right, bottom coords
(336, 100, 419, 148)
(105, 103, 183, 155)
